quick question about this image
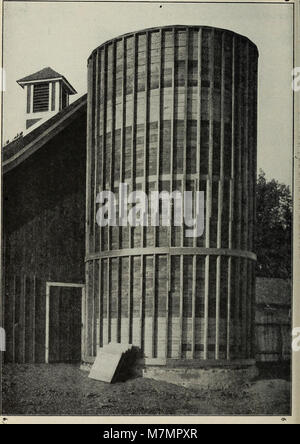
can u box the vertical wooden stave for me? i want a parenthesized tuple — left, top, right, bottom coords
(128, 256, 133, 345)
(152, 255, 157, 358)
(251, 49, 258, 360)
(215, 32, 226, 360)
(142, 32, 149, 250)
(203, 29, 215, 360)
(45, 283, 50, 364)
(191, 254, 197, 358)
(129, 34, 137, 250)
(178, 254, 184, 359)
(93, 50, 100, 256)
(21, 274, 26, 363)
(196, 29, 203, 358)
(235, 37, 243, 358)
(110, 43, 117, 343)
(98, 259, 102, 349)
(86, 56, 93, 258)
(32, 274, 36, 363)
(227, 35, 236, 360)
(11, 276, 16, 364)
(178, 28, 189, 358)
(116, 257, 121, 344)
(107, 258, 111, 344)
(242, 42, 250, 358)
(140, 255, 144, 351)
(166, 28, 176, 358)
(85, 57, 94, 358)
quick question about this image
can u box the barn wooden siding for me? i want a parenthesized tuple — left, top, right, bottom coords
(3, 107, 87, 363)
(4, 274, 42, 363)
(86, 26, 258, 363)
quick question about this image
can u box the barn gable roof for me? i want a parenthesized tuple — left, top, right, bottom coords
(2, 93, 87, 173)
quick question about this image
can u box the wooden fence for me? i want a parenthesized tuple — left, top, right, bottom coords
(255, 278, 291, 362)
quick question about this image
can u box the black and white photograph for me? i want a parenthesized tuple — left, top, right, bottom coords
(0, 0, 298, 423)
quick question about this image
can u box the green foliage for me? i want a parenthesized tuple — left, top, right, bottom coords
(256, 170, 292, 279)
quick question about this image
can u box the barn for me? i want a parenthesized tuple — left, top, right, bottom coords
(3, 68, 87, 363)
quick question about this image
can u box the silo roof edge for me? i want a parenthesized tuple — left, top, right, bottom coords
(87, 25, 259, 62)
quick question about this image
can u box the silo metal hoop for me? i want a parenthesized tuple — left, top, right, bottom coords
(85, 247, 256, 262)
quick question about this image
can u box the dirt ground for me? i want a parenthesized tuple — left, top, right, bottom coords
(2, 363, 291, 416)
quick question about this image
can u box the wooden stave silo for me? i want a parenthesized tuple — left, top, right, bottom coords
(85, 25, 258, 364)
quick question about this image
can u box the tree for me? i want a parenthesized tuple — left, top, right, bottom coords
(256, 170, 292, 279)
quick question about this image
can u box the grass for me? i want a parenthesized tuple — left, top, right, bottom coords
(1, 362, 291, 416)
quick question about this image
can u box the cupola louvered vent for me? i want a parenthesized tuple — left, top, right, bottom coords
(33, 83, 49, 112)
(17, 67, 77, 130)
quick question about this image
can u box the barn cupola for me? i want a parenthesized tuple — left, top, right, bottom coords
(17, 67, 77, 130)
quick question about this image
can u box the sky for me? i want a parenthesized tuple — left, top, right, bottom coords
(2, 1, 294, 186)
